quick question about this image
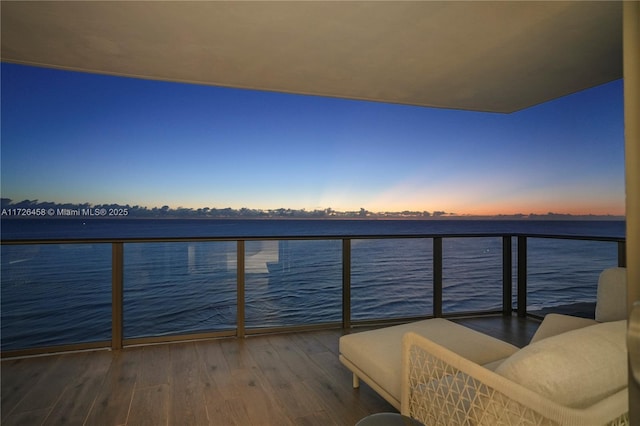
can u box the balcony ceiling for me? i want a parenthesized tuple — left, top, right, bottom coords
(0, 1, 622, 113)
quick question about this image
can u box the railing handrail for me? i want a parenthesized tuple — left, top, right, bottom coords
(0, 232, 626, 245)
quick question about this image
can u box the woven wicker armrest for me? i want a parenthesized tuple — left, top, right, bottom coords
(400, 331, 628, 426)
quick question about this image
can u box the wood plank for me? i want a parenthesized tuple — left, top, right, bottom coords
(231, 367, 295, 426)
(197, 338, 286, 425)
(192, 341, 250, 425)
(10, 352, 88, 414)
(1, 407, 52, 426)
(300, 368, 373, 425)
(266, 335, 320, 382)
(248, 339, 298, 389)
(222, 337, 297, 424)
(266, 333, 370, 423)
(196, 339, 243, 398)
(167, 342, 209, 425)
(288, 334, 388, 424)
(137, 344, 171, 388)
(1, 356, 53, 422)
(205, 397, 252, 426)
(291, 331, 331, 355)
(271, 380, 328, 421)
(310, 349, 394, 415)
(42, 349, 113, 425)
(220, 337, 256, 371)
(127, 383, 170, 426)
(83, 348, 141, 426)
(312, 329, 342, 354)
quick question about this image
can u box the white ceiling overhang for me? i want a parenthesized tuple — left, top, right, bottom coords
(0, 1, 622, 113)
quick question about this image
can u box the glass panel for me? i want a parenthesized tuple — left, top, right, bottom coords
(123, 241, 236, 338)
(351, 238, 432, 321)
(526, 239, 618, 318)
(1, 244, 111, 350)
(245, 240, 342, 328)
(442, 237, 503, 313)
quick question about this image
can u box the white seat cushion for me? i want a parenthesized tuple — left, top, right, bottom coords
(339, 318, 518, 402)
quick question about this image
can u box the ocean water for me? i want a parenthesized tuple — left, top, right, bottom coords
(0, 219, 625, 351)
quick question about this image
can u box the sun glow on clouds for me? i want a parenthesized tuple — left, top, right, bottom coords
(358, 168, 625, 216)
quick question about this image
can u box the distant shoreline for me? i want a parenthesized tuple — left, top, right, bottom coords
(0, 214, 626, 221)
(0, 199, 625, 221)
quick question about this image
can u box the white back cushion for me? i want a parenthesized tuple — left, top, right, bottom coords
(596, 267, 627, 322)
(495, 320, 627, 408)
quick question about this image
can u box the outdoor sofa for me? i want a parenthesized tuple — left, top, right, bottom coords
(339, 267, 629, 425)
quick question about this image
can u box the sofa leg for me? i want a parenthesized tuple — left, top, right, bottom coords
(353, 373, 360, 388)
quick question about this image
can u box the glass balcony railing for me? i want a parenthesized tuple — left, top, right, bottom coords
(1, 243, 112, 351)
(0, 233, 625, 357)
(245, 239, 343, 329)
(351, 238, 433, 321)
(523, 237, 621, 315)
(123, 241, 238, 339)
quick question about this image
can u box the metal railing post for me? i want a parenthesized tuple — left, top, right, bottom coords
(342, 239, 351, 329)
(517, 236, 527, 317)
(112, 242, 124, 350)
(618, 241, 627, 267)
(237, 240, 245, 338)
(433, 237, 443, 317)
(502, 236, 513, 316)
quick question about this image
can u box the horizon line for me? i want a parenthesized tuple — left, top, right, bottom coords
(0, 199, 625, 220)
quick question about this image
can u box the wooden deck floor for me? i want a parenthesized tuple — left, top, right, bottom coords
(1, 316, 539, 426)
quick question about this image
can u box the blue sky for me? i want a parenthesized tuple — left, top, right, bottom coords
(1, 63, 625, 216)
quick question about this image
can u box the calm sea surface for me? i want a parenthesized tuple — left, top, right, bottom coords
(0, 219, 625, 350)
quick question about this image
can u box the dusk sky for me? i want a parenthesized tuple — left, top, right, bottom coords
(1, 63, 625, 216)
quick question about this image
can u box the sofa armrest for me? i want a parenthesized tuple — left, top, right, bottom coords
(529, 313, 598, 344)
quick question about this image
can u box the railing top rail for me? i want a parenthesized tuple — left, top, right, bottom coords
(0, 233, 625, 245)
(519, 234, 625, 242)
